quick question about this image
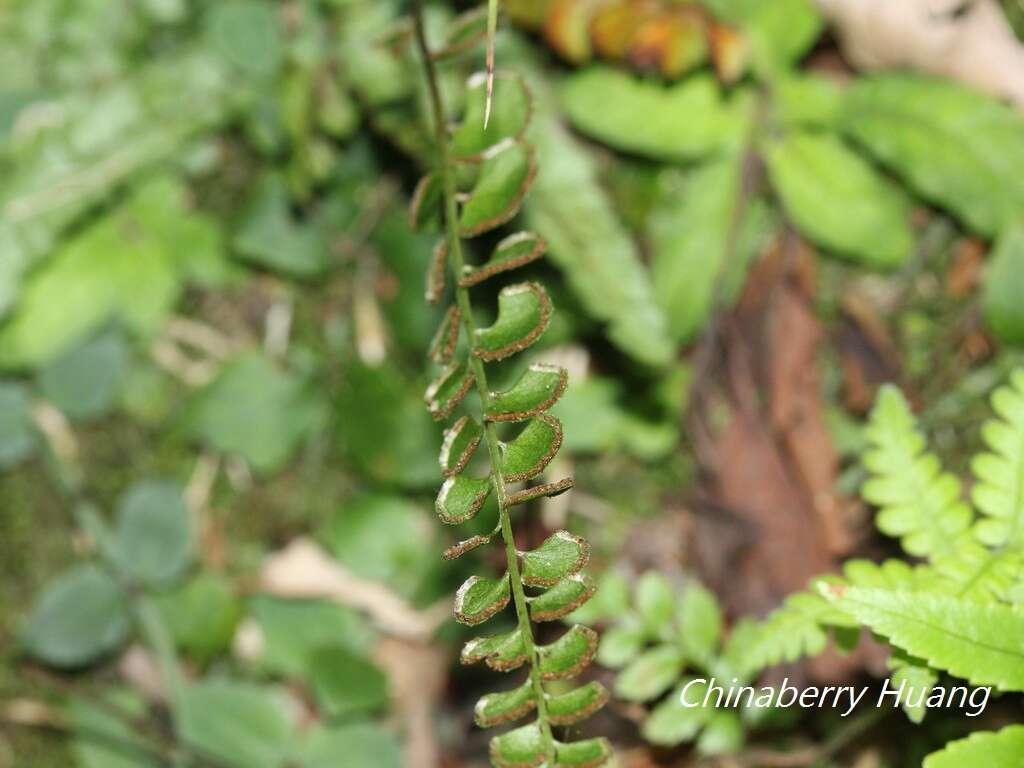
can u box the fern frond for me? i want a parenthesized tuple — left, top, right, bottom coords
(862, 385, 971, 560)
(971, 370, 1024, 550)
(821, 585, 1024, 691)
(411, 4, 606, 764)
(923, 725, 1024, 768)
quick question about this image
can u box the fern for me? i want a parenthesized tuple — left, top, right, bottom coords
(410, 4, 610, 766)
(923, 725, 1024, 768)
(861, 384, 971, 560)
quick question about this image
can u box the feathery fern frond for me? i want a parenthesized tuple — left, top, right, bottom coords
(861, 385, 971, 560)
(410, 4, 608, 764)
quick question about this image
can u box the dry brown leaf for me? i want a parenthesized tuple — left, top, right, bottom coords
(259, 537, 449, 642)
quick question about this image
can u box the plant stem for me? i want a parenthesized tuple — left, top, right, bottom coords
(411, 3, 556, 760)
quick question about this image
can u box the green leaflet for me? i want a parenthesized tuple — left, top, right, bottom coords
(452, 71, 532, 158)
(0, 176, 224, 368)
(436, 475, 492, 525)
(972, 370, 1024, 548)
(546, 681, 609, 726)
(642, 680, 714, 747)
(983, 223, 1024, 345)
(538, 625, 599, 680)
(521, 531, 589, 587)
(555, 738, 614, 767)
(923, 725, 1024, 768)
(455, 574, 511, 626)
(764, 131, 913, 268)
(473, 281, 551, 361)
(862, 385, 971, 559)
(461, 628, 529, 672)
(489, 722, 544, 768)
(561, 66, 750, 161)
(459, 141, 536, 236)
(111, 480, 193, 589)
(841, 74, 1024, 237)
(425, 361, 476, 420)
(440, 416, 482, 477)
(525, 85, 674, 367)
(500, 414, 562, 481)
(649, 154, 774, 343)
(823, 586, 1024, 691)
(487, 363, 568, 422)
(475, 680, 536, 728)
(460, 231, 546, 287)
(528, 574, 596, 622)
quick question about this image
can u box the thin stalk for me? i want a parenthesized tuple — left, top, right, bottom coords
(411, 3, 556, 761)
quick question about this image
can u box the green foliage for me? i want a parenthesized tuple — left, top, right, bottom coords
(0, 381, 37, 469)
(824, 586, 1024, 691)
(0, 177, 225, 368)
(111, 480, 193, 588)
(923, 725, 1024, 768)
(983, 223, 1024, 344)
(597, 572, 744, 752)
(841, 75, 1024, 238)
(36, 331, 128, 422)
(764, 132, 913, 268)
(184, 353, 323, 474)
(410, 11, 606, 763)
(21, 564, 131, 668)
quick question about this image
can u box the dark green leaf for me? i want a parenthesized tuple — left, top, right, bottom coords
(325, 495, 437, 598)
(459, 141, 536, 236)
(765, 132, 913, 268)
(561, 67, 750, 161)
(204, 0, 282, 78)
(248, 597, 373, 678)
(299, 722, 402, 768)
(461, 627, 529, 672)
(0, 382, 36, 469)
(440, 415, 482, 477)
(157, 573, 243, 664)
(615, 644, 685, 702)
(309, 645, 389, 719)
(337, 362, 440, 488)
(525, 94, 674, 366)
(112, 480, 192, 588)
(528, 574, 596, 622)
(841, 75, 1024, 237)
(455, 573, 510, 625)
(452, 71, 532, 158)
(460, 231, 546, 287)
(234, 175, 327, 277)
(185, 354, 321, 474)
(489, 722, 543, 768)
(521, 530, 589, 587)
(436, 474, 492, 524)
(474, 282, 551, 361)
(180, 682, 294, 768)
(37, 331, 127, 421)
(983, 223, 1024, 344)
(475, 679, 536, 727)
(501, 414, 562, 482)
(22, 564, 130, 669)
(546, 681, 609, 726)
(537, 625, 598, 680)
(486, 363, 568, 422)
(425, 361, 475, 420)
